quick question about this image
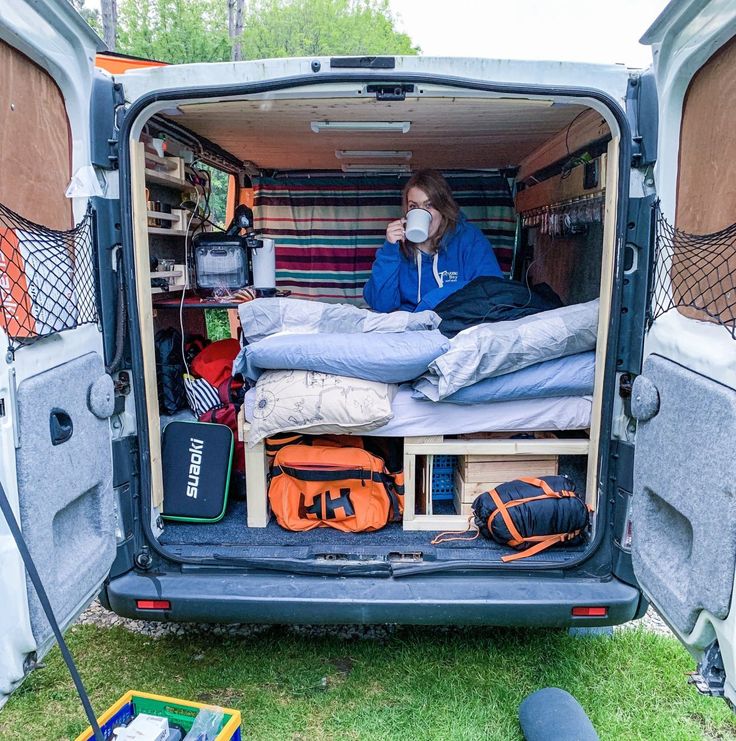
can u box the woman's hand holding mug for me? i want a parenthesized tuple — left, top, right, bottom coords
(386, 218, 406, 245)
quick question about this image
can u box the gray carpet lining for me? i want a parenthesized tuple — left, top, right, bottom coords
(16, 352, 115, 648)
(632, 355, 736, 635)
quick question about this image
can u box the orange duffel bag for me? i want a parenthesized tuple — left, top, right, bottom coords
(269, 444, 403, 532)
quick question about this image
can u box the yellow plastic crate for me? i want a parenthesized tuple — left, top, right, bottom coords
(74, 689, 242, 741)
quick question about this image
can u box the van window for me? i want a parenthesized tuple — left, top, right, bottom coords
(671, 34, 736, 329)
(0, 39, 72, 230)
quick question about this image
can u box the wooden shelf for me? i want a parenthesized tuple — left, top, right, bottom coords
(144, 152, 180, 170)
(402, 515, 467, 531)
(515, 155, 607, 214)
(145, 168, 188, 189)
(403, 438, 590, 456)
(147, 226, 188, 237)
(147, 210, 178, 222)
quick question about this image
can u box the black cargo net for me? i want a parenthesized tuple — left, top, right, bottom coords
(0, 202, 97, 352)
(650, 206, 736, 339)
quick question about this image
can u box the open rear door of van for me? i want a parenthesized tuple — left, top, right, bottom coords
(632, 0, 736, 706)
(0, 0, 117, 707)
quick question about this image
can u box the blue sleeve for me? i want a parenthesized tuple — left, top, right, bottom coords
(363, 240, 404, 313)
(465, 225, 503, 280)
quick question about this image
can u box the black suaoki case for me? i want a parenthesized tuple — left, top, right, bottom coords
(161, 421, 233, 522)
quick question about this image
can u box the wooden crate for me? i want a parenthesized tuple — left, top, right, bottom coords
(458, 454, 559, 483)
(402, 435, 589, 531)
(454, 454, 559, 516)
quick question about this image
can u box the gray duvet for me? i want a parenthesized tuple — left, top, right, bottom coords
(417, 299, 600, 401)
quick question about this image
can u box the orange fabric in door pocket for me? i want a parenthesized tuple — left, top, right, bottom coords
(269, 444, 403, 532)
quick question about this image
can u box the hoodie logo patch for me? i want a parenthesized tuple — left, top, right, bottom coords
(438, 270, 458, 284)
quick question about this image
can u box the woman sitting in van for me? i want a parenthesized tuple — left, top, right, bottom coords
(363, 169, 503, 312)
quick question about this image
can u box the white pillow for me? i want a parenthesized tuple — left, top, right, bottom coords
(247, 369, 396, 445)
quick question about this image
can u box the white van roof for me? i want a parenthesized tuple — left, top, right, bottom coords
(119, 55, 636, 109)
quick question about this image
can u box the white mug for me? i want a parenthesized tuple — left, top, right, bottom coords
(404, 208, 432, 243)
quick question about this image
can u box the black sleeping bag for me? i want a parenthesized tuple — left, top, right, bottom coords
(434, 275, 563, 337)
(472, 475, 590, 562)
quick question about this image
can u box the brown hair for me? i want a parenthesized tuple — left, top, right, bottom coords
(400, 170, 460, 259)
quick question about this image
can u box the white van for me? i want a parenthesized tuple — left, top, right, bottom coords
(2, 0, 736, 710)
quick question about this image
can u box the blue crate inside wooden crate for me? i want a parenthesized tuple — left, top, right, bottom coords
(431, 455, 457, 501)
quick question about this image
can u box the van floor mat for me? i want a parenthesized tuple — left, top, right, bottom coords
(159, 500, 588, 564)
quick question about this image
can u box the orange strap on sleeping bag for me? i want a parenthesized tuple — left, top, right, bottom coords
(471, 475, 590, 562)
(269, 444, 403, 532)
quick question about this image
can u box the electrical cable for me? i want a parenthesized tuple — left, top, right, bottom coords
(105, 248, 127, 374)
(561, 110, 593, 180)
(564, 109, 589, 159)
(475, 236, 561, 324)
(180, 185, 204, 377)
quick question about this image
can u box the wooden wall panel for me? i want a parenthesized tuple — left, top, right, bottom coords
(0, 39, 72, 230)
(676, 35, 736, 234)
(674, 35, 736, 325)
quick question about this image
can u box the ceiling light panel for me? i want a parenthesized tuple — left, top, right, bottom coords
(335, 150, 412, 160)
(341, 163, 411, 173)
(311, 121, 411, 133)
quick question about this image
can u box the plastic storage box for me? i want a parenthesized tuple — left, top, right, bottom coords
(430, 454, 457, 502)
(74, 690, 242, 741)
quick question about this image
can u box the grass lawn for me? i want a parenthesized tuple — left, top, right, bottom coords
(2, 624, 735, 740)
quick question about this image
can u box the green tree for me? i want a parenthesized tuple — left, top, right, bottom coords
(68, 0, 102, 36)
(113, 0, 418, 63)
(241, 0, 419, 58)
(117, 0, 232, 63)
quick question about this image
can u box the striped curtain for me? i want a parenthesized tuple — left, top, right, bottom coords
(253, 173, 516, 303)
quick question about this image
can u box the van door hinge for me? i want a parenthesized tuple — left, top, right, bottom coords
(134, 545, 153, 570)
(625, 71, 658, 168)
(616, 195, 656, 375)
(91, 76, 126, 170)
(365, 83, 415, 101)
(688, 641, 726, 698)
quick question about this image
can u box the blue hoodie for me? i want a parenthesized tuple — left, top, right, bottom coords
(363, 214, 503, 312)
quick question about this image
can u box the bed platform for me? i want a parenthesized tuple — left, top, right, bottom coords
(241, 393, 592, 530)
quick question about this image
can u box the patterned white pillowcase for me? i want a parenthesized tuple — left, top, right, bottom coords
(247, 369, 396, 445)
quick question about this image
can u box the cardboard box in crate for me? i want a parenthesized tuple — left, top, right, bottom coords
(74, 689, 242, 741)
(454, 454, 559, 515)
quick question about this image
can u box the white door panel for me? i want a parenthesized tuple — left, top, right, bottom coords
(635, 0, 736, 704)
(0, 0, 112, 708)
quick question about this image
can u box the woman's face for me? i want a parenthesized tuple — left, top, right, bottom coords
(406, 186, 443, 240)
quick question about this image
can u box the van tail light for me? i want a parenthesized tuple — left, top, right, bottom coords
(136, 599, 171, 610)
(572, 606, 608, 617)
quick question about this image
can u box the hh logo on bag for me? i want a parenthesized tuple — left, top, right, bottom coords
(299, 488, 355, 520)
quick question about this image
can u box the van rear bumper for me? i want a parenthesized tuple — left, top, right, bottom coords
(104, 569, 643, 627)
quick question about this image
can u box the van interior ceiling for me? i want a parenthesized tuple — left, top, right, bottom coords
(129, 86, 616, 565)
